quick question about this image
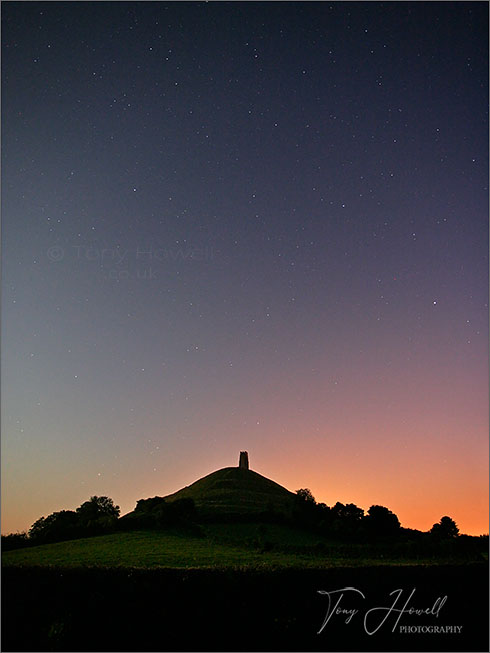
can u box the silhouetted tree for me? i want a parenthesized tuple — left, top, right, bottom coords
(26, 496, 121, 543)
(76, 496, 120, 521)
(120, 497, 197, 531)
(331, 502, 364, 522)
(330, 502, 364, 536)
(71, 496, 119, 535)
(29, 510, 81, 543)
(135, 496, 167, 513)
(293, 488, 320, 529)
(364, 505, 400, 536)
(430, 516, 459, 539)
(296, 488, 316, 504)
(315, 502, 332, 531)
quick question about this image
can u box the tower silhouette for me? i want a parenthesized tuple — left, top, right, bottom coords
(239, 451, 249, 470)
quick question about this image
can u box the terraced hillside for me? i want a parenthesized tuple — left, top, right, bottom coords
(160, 466, 296, 517)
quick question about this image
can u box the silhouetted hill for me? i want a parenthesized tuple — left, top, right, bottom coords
(160, 466, 295, 518)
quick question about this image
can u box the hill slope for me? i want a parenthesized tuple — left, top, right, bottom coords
(162, 466, 296, 517)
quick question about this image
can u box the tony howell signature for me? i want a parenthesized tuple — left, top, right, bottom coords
(317, 587, 455, 636)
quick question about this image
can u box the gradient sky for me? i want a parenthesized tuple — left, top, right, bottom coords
(2, 2, 488, 536)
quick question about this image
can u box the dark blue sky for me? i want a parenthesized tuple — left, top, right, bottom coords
(2, 2, 488, 534)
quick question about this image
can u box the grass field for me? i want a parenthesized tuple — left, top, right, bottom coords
(2, 523, 482, 570)
(0, 530, 374, 569)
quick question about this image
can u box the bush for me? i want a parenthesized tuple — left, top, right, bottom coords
(29, 511, 83, 544)
(1, 532, 30, 551)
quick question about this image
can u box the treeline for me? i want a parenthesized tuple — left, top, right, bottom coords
(2, 496, 120, 550)
(291, 488, 462, 541)
(1, 495, 200, 550)
(2, 489, 485, 552)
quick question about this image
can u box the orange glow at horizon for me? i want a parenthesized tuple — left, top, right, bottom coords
(2, 420, 488, 537)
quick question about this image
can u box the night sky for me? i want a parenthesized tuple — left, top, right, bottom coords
(2, 2, 488, 535)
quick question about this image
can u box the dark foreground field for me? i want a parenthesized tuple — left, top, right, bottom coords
(2, 562, 488, 652)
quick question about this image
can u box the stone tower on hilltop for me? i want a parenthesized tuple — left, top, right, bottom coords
(239, 451, 249, 470)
